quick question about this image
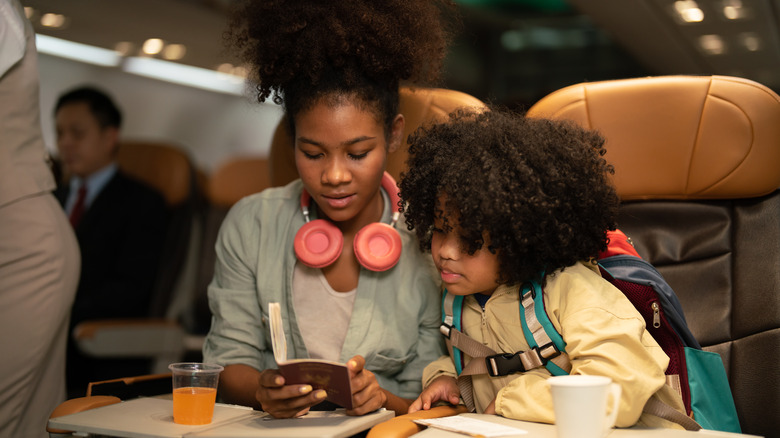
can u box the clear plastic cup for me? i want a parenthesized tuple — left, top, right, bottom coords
(168, 362, 224, 425)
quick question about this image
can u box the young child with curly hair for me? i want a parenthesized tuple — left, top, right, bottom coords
(401, 108, 687, 428)
(202, 0, 456, 418)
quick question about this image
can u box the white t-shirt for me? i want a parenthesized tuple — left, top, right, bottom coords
(292, 262, 357, 362)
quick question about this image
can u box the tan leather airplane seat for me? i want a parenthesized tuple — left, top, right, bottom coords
(192, 156, 272, 333)
(367, 75, 780, 438)
(115, 141, 200, 318)
(527, 75, 780, 438)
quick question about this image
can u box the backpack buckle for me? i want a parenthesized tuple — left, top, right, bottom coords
(521, 281, 536, 300)
(536, 341, 561, 362)
(486, 353, 525, 377)
(486, 343, 563, 377)
(439, 323, 453, 339)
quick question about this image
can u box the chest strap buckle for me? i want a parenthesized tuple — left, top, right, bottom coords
(486, 353, 525, 377)
(486, 341, 562, 377)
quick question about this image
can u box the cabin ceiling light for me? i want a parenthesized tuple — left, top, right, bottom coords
(674, 0, 704, 23)
(699, 34, 726, 55)
(123, 56, 245, 95)
(162, 44, 187, 61)
(36, 34, 121, 67)
(114, 41, 135, 57)
(216, 63, 249, 78)
(142, 38, 165, 55)
(722, 0, 746, 19)
(232, 65, 249, 79)
(216, 63, 234, 74)
(40, 12, 67, 28)
(739, 32, 761, 52)
(36, 34, 246, 96)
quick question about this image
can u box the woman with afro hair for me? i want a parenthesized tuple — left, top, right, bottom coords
(202, 0, 456, 419)
(402, 108, 687, 429)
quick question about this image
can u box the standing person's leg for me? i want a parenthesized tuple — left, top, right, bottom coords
(0, 192, 79, 438)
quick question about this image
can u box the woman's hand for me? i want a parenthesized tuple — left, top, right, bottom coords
(408, 375, 460, 413)
(345, 355, 387, 416)
(255, 368, 328, 418)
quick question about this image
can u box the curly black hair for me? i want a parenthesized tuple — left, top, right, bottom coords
(227, 0, 457, 135)
(400, 107, 620, 286)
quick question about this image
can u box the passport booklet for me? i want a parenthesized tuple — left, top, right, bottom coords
(268, 302, 353, 409)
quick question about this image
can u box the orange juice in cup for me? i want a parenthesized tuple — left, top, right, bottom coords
(169, 363, 224, 425)
(172, 386, 218, 425)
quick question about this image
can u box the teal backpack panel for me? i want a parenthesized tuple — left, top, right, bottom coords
(684, 347, 741, 433)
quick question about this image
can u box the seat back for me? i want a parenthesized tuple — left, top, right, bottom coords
(192, 156, 272, 333)
(527, 75, 780, 438)
(268, 86, 486, 187)
(207, 156, 271, 208)
(116, 141, 200, 318)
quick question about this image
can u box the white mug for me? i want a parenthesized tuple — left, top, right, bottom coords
(548, 375, 621, 438)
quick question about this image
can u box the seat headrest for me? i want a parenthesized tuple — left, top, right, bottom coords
(208, 157, 270, 207)
(268, 86, 485, 187)
(388, 87, 486, 181)
(117, 142, 193, 206)
(527, 75, 780, 200)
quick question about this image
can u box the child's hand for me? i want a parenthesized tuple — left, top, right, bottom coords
(408, 375, 460, 413)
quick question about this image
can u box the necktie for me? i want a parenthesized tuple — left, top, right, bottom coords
(69, 185, 87, 227)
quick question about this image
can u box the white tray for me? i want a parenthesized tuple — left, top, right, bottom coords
(48, 397, 393, 438)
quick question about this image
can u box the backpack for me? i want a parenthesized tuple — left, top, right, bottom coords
(440, 230, 741, 433)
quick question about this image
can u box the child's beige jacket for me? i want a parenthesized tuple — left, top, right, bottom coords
(422, 261, 687, 429)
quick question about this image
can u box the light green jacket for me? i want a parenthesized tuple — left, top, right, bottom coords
(203, 179, 445, 399)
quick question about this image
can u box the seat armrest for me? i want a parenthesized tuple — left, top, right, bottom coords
(73, 318, 185, 355)
(73, 318, 187, 373)
(86, 373, 172, 397)
(367, 405, 469, 438)
(47, 395, 121, 433)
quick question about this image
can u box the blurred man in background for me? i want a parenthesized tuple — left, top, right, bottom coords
(53, 86, 168, 397)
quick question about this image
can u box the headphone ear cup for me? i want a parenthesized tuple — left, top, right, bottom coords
(294, 219, 343, 268)
(353, 223, 402, 271)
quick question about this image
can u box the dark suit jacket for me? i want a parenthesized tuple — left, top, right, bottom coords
(55, 170, 169, 327)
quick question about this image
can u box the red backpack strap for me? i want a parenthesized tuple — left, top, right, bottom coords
(599, 229, 641, 259)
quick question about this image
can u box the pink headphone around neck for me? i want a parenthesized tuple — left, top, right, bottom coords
(294, 172, 403, 272)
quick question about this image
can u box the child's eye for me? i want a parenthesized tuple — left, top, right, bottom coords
(431, 227, 444, 234)
(348, 152, 368, 160)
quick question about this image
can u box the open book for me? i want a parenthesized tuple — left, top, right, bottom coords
(269, 302, 353, 409)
